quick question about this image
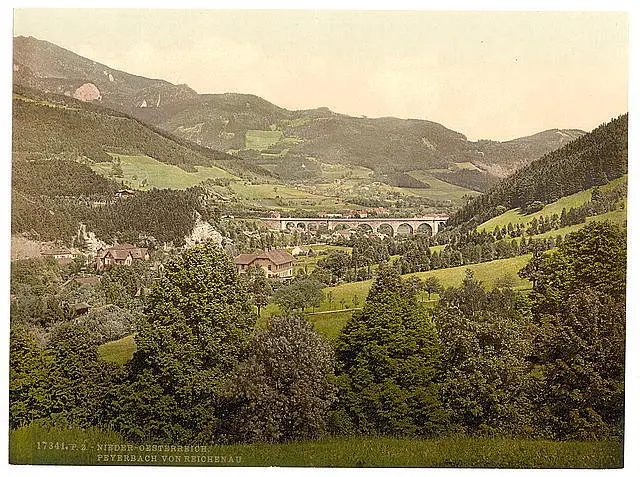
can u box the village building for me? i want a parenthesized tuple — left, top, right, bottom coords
(40, 244, 78, 265)
(96, 243, 149, 272)
(115, 189, 136, 198)
(234, 249, 295, 279)
(73, 302, 91, 316)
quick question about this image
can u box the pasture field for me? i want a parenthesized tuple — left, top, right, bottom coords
(315, 254, 533, 315)
(228, 181, 360, 212)
(305, 309, 354, 341)
(98, 334, 137, 365)
(9, 424, 623, 468)
(405, 170, 482, 203)
(91, 154, 234, 190)
(245, 129, 284, 150)
(453, 161, 482, 171)
(477, 175, 627, 232)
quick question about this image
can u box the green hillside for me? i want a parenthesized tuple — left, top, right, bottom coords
(14, 36, 587, 193)
(477, 175, 627, 232)
(91, 154, 234, 190)
(449, 114, 627, 227)
(12, 86, 231, 169)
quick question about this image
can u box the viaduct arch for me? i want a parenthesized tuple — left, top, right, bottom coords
(263, 215, 448, 237)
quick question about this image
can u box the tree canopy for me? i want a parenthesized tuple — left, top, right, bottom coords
(334, 266, 447, 437)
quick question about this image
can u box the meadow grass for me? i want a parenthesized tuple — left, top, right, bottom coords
(305, 310, 354, 341)
(477, 175, 627, 232)
(245, 130, 284, 150)
(227, 181, 360, 212)
(405, 170, 482, 203)
(9, 424, 623, 468)
(91, 154, 234, 190)
(98, 334, 137, 365)
(310, 254, 533, 316)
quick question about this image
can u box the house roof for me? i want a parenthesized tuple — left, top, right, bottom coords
(129, 248, 148, 259)
(107, 249, 133, 261)
(41, 245, 73, 256)
(110, 243, 137, 250)
(234, 249, 295, 266)
(98, 244, 147, 260)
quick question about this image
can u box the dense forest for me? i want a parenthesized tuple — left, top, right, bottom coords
(11, 154, 214, 245)
(13, 85, 236, 170)
(448, 115, 628, 228)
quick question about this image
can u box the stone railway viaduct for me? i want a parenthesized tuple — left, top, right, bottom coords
(262, 215, 449, 236)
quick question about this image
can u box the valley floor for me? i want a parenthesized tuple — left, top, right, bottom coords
(9, 424, 623, 468)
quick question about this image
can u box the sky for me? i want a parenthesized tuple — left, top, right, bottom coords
(11, 7, 628, 141)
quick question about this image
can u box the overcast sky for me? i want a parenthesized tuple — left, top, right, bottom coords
(12, 8, 628, 141)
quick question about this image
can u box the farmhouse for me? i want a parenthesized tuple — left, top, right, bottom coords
(40, 244, 77, 265)
(234, 249, 295, 279)
(96, 243, 149, 272)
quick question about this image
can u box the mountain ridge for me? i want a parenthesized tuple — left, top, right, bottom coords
(13, 35, 586, 190)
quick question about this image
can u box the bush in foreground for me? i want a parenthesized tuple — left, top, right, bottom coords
(216, 314, 336, 443)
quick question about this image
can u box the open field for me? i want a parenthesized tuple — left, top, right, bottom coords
(228, 181, 360, 212)
(406, 170, 482, 203)
(313, 254, 533, 315)
(245, 129, 284, 150)
(532, 203, 626, 238)
(453, 161, 482, 171)
(9, 424, 623, 468)
(98, 334, 137, 365)
(305, 309, 354, 341)
(91, 154, 234, 190)
(477, 175, 627, 232)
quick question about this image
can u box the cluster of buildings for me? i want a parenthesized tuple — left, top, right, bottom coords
(39, 242, 150, 271)
(317, 207, 388, 219)
(40, 240, 298, 281)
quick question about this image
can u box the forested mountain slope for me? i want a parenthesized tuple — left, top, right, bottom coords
(448, 114, 628, 228)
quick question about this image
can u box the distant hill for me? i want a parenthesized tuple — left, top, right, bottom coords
(13, 36, 586, 191)
(12, 84, 274, 181)
(448, 114, 628, 228)
(13, 35, 199, 115)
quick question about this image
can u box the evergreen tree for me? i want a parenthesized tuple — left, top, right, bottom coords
(523, 221, 626, 439)
(334, 266, 447, 436)
(9, 327, 49, 429)
(434, 271, 536, 436)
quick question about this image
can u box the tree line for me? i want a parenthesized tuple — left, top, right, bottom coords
(10, 221, 625, 442)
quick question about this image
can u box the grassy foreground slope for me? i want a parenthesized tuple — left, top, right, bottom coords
(10, 424, 622, 468)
